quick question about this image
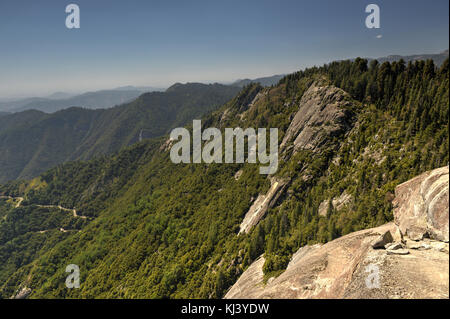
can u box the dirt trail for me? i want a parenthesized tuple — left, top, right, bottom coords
(1, 195, 88, 218)
(0, 195, 24, 208)
(35, 204, 87, 219)
(37, 228, 82, 234)
(2, 195, 87, 234)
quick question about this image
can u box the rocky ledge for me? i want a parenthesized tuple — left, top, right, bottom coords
(225, 166, 449, 299)
(393, 166, 449, 242)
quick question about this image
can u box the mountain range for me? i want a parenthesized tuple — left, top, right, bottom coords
(229, 50, 449, 89)
(231, 74, 285, 87)
(2, 51, 447, 115)
(0, 83, 240, 183)
(0, 86, 163, 113)
(0, 56, 447, 298)
(372, 49, 449, 66)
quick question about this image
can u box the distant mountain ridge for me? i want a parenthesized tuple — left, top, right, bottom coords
(232, 74, 285, 87)
(3, 51, 447, 114)
(0, 87, 164, 113)
(46, 92, 75, 100)
(368, 50, 449, 66)
(0, 83, 240, 182)
(230, 51, 449, 89)
(114, 85, 163, 92)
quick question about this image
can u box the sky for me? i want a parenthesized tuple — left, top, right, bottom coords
(0, 0, 448, 98)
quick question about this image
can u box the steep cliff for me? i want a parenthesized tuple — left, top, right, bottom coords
(280, 82, 355, 156)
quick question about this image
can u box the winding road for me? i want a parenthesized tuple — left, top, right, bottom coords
(0, 195, 24, 208)
(1, 195, 88, 233)
(35, 204, 87, 219)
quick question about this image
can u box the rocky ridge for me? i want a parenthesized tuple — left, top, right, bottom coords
(238, 82, 357, 234)
(280, 82, 355, 156)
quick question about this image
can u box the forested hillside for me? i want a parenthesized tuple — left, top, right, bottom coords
(0, 83, 240, 183)
(0, 58, 447, 298)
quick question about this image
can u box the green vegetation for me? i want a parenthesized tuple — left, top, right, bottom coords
(0, 83, 240, 183)
(0, 58, 447, 298)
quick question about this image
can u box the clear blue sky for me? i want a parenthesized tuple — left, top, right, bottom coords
(0, 0, 448, 98)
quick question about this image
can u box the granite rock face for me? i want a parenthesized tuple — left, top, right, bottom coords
(393, 166, 449, 242)
(225, 223, 449, 299)
(226, 167, 449, 299)
(318, 191, 353, 217)
(280, 82, 354, 155)
(239, 177, 289, 234)
(11, 286, 31, 299)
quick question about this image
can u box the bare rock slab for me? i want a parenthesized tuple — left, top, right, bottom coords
(239, 177, 288, 234)
(280, 82, 355, 155)
(393, 166, 449, 242)
(225, 222, 448, 299)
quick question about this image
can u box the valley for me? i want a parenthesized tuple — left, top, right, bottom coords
(0, 83, 241, 183)
(0, 57, 448, 299)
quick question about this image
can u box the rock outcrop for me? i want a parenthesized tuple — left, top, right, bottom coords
(226, 167, 449, 299)
(371, 230, 394, 249)
(11, 286, 31, 299)
(226, 222, 449, 299)
(239, 177, 289, 234)
(280, 82, 354, 155)
(393, 166, 449, 242)
(318, 191, 353, 217)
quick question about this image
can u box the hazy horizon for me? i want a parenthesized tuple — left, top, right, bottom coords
(1, 0, 448, 98)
